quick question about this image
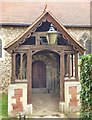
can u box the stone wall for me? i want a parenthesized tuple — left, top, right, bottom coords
(67, 27, 92, 53)
(0, 26, 27, 93)
(0, 26, 92, 93)
(67, 27, 91, 40)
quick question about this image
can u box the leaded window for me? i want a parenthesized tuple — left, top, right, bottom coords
(79, 33, 91, 54)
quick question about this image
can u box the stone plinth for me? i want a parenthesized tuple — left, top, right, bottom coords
(59, 81, 81, 114)
(8, 83, 32, 117)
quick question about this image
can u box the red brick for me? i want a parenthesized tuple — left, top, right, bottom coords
(11, 88, 23, 113)
(69, 86, 79, 106)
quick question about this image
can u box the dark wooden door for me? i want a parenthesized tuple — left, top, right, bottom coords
(32, 60, 46, 88)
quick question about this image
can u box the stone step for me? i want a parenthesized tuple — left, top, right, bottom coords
(32, 88, 48, 93)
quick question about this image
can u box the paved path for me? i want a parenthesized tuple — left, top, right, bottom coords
(32, 92, 67, 118)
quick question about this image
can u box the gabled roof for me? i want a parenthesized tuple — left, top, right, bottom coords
(4, 10, 86, 54)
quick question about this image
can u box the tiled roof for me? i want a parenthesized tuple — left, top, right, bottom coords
(0, 2, 90, 25)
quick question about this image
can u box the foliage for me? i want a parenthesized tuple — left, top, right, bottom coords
(80, 54, 92, 119)
(0, 93, 8, 117)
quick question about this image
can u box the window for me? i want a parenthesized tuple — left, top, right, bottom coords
(0, 39, 2, 58)
(22, 53, 27, 79)
(79, 33, 92, 54)
(16, 53, 21, 79)
(85, 39, 91, 54)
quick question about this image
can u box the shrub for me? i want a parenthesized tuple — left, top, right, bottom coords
(80, 54, 92, 119)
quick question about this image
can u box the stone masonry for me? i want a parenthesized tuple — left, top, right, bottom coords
(0, 26, 27, 93)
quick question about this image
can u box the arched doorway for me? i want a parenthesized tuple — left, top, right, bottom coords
(32, 50, 60, 92)
(32, 50, 60, 115)
(32, 60, 46, 88)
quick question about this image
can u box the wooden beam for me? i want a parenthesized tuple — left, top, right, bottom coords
(60, 50, 64, 102)
(64, 79, 79, 82)
(18, 45, 74, 51)
(36, 35, 40, 45)
(27, 50, 32, 104)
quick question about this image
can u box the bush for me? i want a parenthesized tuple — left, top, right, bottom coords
(80, 54, 92, 119)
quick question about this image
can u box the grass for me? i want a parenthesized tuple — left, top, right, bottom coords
(0, 93, 8, 118)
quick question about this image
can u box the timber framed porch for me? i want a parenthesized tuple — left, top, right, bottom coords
(4, 9, 85, 116)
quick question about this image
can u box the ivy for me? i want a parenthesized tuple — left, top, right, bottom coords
(80, 54, 92, 119)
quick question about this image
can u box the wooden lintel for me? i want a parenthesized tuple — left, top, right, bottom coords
(15, 50, 28, 53)
(64, 79, 79, 82)
(18, 45, 74, 51)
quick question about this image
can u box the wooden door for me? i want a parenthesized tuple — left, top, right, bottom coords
(32, 60, 46, 88)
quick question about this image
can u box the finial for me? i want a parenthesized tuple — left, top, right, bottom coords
(43, 4, 48, 13)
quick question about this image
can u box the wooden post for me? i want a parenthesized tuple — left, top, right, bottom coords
(67, 54, 70, 78)
(27, 49, 32, 104)
(36, 35, 40, 45)
(60, 50, 64, 102)
(71, 54, 73, 77)
(11, 53, 16, 83)
(75, 53, 78, 80)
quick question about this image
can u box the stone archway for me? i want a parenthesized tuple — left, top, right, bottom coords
(32, 50, 60, 93)
(32, 50, 60, 115)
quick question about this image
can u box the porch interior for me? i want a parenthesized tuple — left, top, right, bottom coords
(32, 51, 60, 116)
(32, 92, 61, 116)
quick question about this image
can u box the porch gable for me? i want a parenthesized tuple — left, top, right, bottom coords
(4, 10, 86, 54)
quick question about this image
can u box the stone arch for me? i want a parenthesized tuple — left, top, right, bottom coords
(32, 50, 60, 68)
(32, 50, 60, 92)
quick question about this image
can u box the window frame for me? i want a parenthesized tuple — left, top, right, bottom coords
(79, 33, 92, 54)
